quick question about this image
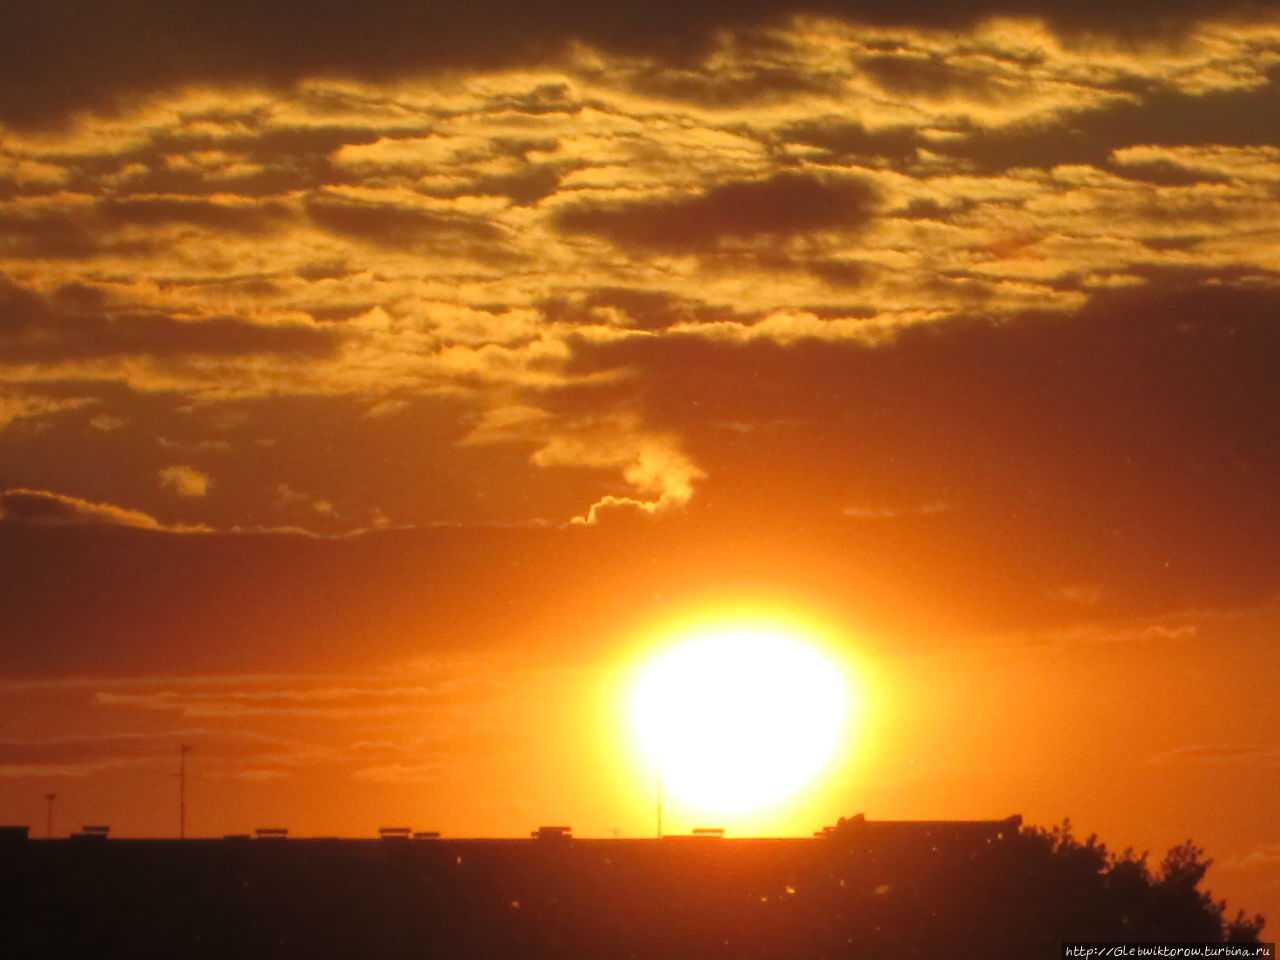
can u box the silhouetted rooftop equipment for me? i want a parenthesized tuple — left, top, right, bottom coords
(223, 834, 251, 841)
(254, 828, 288, 839)
(73, 825, 110, 840)
(379, 827, 411, 840)
(412, 831, 441, 840)
(531, 825, 572, 841)
(691, 828, 725, 838)
(0, 825, 29, 843)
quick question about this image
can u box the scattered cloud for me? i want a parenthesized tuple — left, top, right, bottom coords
(0, 758, 153, 779)
(555, 173, 877, 252)
(533, 416, 704, 524)
(89, 413, 126, 431)
(159, 465, 212, 497)
(352, 762, 450, 784)
(1147, 745, 1280, 766)
(0, 390, 96, 430)
(841, 501, 951, 519)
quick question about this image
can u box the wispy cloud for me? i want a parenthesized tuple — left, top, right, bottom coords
(1146, 745, 1280, 766)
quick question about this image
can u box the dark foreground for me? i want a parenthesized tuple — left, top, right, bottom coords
(1, 817, 1260, 959)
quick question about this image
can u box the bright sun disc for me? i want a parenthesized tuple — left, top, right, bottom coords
(631, 627, 847, 813)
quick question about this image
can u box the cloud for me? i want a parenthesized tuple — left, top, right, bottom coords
(564, 280, 1280, 623)
(555, 173, 877, 251)
(1147, 745, 1280, 765)
(0, 758, 152, 779)
(540, 422, 705, 524)
(352, 762, 450, 784)
(0, 487, 187, 531)
(98, 196, 293, 234)
(1009, 620, 1200, 647)
(1220, 844, 1280, 872)
(90, 671, 491, 719)
(158, 464, 212, 497)
(233, 769, 292, 781)
(89, 414, 126, 431)
(464, 408, 705, 523)
(305, 191, 503, 251)
(0, 390, 96, 430)
(0, 2, 1270, 127)
(0, 727, 298, 766)
(842, 501, 951, 519)
(0, 276, 340, 365)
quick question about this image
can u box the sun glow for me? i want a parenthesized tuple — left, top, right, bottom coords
(631, 625, 850, 815)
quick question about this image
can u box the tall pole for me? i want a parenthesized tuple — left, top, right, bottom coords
(45, 793, 55, 839)
(178, 744, 192, 839)
(656, 760, 663, 839)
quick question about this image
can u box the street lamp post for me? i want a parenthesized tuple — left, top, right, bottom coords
(178, 744, 192, 839)
(656, 760, 663, 839)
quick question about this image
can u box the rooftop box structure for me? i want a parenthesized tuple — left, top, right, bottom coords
(531, 826, 572, 841)
(817, 814, 1023, 843)
(72, 826, 110, 840)
(691, 828, 725, 838)
(412, 831, 441, 840)
(0, 825, 29, 843)
(254, 828, 288, 839)
(379, 827, 411, 840)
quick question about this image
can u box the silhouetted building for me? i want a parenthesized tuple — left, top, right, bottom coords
(4, 813, 1258, 960)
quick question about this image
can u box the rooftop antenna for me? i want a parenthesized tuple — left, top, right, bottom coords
(44, 792, 55, 838)
(656, 759, 663, 839)
(178, 744, 192, 839)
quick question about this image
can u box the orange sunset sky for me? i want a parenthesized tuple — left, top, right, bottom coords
(1, 0, 1279, 928)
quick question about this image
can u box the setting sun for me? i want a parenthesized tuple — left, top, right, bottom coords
(631, 626, 850, 815)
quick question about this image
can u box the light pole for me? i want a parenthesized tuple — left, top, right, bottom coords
(178, 744, 192, 839)
(44, 792, 55, 838)
(656, 760, 663, 839)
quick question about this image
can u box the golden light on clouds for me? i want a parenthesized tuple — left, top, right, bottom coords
(4, 0, 1280, 930)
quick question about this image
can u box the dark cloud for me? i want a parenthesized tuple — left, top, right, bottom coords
(0, 519, 684, 672)
(540, 287, 758, 331)
(99, 197, 293, 234)
(0, 199, 291, 262)
(625, 63, 841, 107)
(1107, 161, 1235, 188)
(806, 259, 867, 288)
(941, 73, 1280, 175)
(2, 1, 1263, 129)
(0, 210, 109, 260)
(0, 276, 340, 363)
(305, 193, 503, 251)
(564, 282, 1280, 628)
(555, 173, 876, 251)
(780, 122, 922, 163)
(0, 488, 167, 530)
(469, 166, 562, 206)
(858, 54, 1005, 100)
